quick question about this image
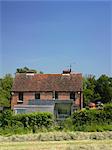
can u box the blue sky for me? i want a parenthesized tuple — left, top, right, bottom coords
(1, 0, 112, 77)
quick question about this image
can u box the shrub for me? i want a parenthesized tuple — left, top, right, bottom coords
(72, 109, 112, 126)
(104, 103, 112, 113)
(13, 112, 53, 133)
(0, 111, 53, 135)
(63, 118, 74, 131)
(0, 110, 13, 128)
(0, 104, 112, 135)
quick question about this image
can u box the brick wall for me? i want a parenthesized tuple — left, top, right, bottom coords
(11, 93, 18, 108)
(74, 92, 80, 105)
(58, 92, 70, 100)
(40, 92, 53, 100)
(23, 92, 35, 105)
(74, 92, 83, 108)
(11, 92, 35, 108)
(11, 91, 83, 109)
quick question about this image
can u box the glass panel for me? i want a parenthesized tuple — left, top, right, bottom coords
(56, 103, 71, 115)
(55, 92, 58, 99)
(35, 93, 40, 99)
(17, 109, 26, 114)
(19, 92, 23, 101)
(70, 92, 75, 99)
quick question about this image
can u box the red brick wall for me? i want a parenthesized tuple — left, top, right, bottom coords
(74, 92, 83, 108)
(11, 91, 83, 109)
(11, 92, 35, 108)
(40, 92, 53, 100)
(58, 92, 70, 100)
(23, 92, 35, 105)
(74, 92, 80, 105)
(11, 93, 18, 108)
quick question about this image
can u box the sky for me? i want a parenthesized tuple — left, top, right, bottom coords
(0, 0, 112, 77)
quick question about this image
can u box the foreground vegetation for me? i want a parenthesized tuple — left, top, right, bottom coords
(0, 104, 112, 135)
(0, 132, 112, 142)
(0, 140, 112, 150)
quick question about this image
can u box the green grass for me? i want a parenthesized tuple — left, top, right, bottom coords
(0, 140, 112, 150)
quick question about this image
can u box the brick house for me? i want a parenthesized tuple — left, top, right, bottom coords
(11, 70, 83, 118)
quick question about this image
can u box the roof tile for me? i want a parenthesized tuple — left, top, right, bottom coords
(12, 73, 83, 92)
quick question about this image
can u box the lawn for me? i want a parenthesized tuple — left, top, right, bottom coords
(0, 140, 112, 150)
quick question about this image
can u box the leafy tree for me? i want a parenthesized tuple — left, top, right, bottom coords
(16, 66, 43, 74)
(83, 75, 101, 106)
(0, 74, 13, 107)
(95, 75, 112, 103)
(83, 74, 112, 106)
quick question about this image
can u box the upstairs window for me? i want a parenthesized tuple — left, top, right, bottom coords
(35, 92, 40, 99)
(55, 92, 58, 99)
(19, 92, 23, 101)
(70, 92, 75, 100)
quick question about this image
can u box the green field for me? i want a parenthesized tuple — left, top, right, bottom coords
(0, 140, 112, 150)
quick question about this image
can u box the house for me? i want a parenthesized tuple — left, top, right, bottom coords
(11, 70, 83, 119)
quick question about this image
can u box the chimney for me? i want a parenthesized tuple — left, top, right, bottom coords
(62, 69, 71, 74)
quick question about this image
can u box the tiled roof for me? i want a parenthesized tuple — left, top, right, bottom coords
(12, 73, 83, 92)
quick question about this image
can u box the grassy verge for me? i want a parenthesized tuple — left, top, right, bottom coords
(0, 132, 112, 142)
(0, 140, 112, 150)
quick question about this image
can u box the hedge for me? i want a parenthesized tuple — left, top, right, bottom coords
(72, 108, 112, 126)
(0, 103, 112, 135)
(13, 112, 53, 128)
(0, 111, 53, 133)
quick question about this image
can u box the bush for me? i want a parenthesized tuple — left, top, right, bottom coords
(0, 104, 112, 135)
(0, 126, 30, 136)
(0, 110, 13, 128)
(63, 118, 74, 131)
(72, 109, 112, 126)
(104, 103, 112, 112)
(71, 107, 112, 132)
(13, 112, 53, 130)
(74, 124, 112, 132)
(0, 111, 53, 135)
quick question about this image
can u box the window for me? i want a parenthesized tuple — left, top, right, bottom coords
(55, 92, 58, 99)
(16, 109, 26, 114)
(35, 92, 40, 99)
(70, 92, 75, 100)
(55, 103, 72, 118)
(19, 92, 23, 101)
(52, 91, 58, 100)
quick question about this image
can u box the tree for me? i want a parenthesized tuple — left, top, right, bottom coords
(95, 75, 112, 103)
(0, 74, 13, 107)
(83, 75, 95, 106)
(16, 67, 43, 74)
(83, 75, 101, 106)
